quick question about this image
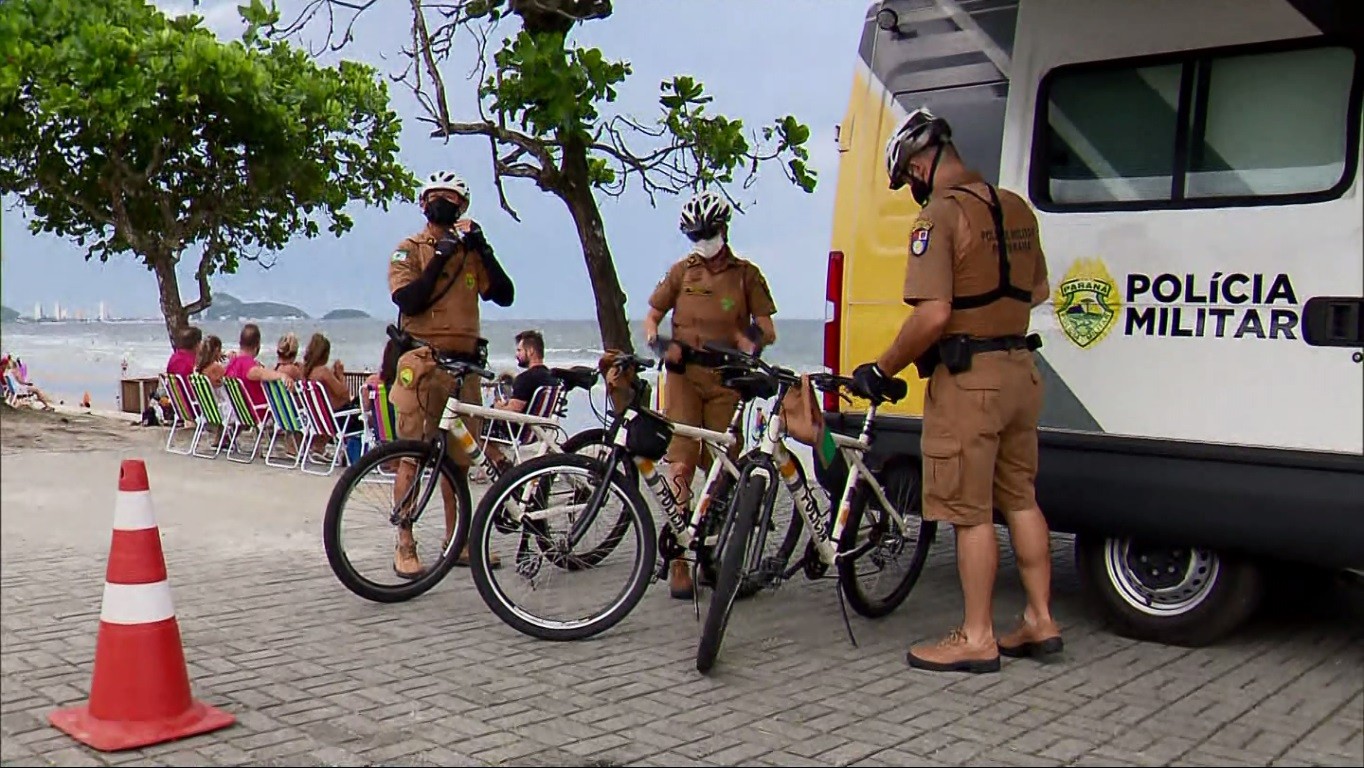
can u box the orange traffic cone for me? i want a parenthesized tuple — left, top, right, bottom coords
(48, 459, 235, 751)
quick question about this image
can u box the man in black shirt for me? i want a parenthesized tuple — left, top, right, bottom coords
(484, 329, 560, 469)
(498, 330, 558, 412)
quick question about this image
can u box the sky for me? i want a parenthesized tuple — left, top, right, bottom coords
(0, 0, 870, 322)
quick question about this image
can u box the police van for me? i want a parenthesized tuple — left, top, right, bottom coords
(819, 0, 1363, 646)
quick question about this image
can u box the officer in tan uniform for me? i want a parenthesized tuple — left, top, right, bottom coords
(386, 170, 513, 578)
(644, 189, 778, 600)
(853, 109, 1061, 673)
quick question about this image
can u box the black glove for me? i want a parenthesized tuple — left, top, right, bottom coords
(434, 229, 463, 259)
(852, 362, 893, 403)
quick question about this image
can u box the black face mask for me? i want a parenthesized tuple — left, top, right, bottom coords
(424, 198, 462, 227)
(909, 144, 946, 207)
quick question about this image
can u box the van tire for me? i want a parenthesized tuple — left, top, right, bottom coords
(1075, 533, 1263, 647)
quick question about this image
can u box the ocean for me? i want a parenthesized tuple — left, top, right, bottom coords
(1, 317, 827, 434)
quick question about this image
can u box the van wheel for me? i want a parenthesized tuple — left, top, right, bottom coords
(1075, 533, 1263, 647)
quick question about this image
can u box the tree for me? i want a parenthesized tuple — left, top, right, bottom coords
(267, 0, 817, 353)
(0, 0, 415, 343)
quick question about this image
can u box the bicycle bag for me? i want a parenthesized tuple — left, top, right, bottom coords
(624, 407, 674, 461)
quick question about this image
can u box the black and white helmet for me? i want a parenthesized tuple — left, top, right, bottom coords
(885, 108, 951, 189)
(419, 170, 471, 203)
(678, 189, 733, 235)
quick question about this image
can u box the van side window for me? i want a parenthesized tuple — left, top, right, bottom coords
(1032, 42, 1360, 210)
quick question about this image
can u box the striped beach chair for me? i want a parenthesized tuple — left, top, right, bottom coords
(297, 379, 364, 477)
(187, 373, 230, 459)
(161, 373, 201, 456)
(361, 382, 397, 450)
(356, 382, 398, 483)
(262, 378, 310, 470)
(222, 376, 270, 464)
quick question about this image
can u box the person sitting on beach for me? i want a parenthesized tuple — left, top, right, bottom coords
(482, 329, 560, 471)
(302, 333, 359, 418)
(275, 332, 304, 381)
(3, 356, 56, 411)
(195, 334, 236, 443)
(224, 323, 294, 412)
(165, 326, 202, 379)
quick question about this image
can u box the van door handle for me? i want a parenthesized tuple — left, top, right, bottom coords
(1302, 297, 1363, 349)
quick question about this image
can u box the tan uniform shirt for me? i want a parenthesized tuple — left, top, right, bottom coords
(648, 249, 778, 350)
(388, 223, 491, 354)
(902, 170, 1048, 338)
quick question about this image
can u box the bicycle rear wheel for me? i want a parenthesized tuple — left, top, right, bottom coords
(836, 459, 937, 618)
(696, 469, 765, 674)
(322, 439, 471, 603)
(469, 452, 657, 641)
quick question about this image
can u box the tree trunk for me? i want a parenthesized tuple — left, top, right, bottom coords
(151, 256, 189, 346)
(557, 137, 634, 354)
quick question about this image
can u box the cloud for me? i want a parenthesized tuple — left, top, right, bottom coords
(151, 0, 246, 38)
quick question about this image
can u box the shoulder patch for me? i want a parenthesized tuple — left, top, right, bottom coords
(391, 249, 409, 263)
(909, 222, 932, 257)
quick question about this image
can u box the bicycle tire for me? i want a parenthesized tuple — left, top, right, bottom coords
(468, 452, 657, 641)
(836, 459, 937, 618)
(696, 469, 765, 674)
(322, 439, 471, 604)
(742, 450, 802, 600)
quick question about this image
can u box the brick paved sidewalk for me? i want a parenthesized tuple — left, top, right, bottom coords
(2, 449, 1361, 767)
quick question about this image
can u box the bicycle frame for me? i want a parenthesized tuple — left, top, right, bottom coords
(745, 385, 912, 573)
(438, 395, 569, 473)
(387, 373, 571, 527)
(619, 404, 744, 550)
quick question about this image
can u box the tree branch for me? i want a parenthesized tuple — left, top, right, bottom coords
(427, 118, 559, 183)
(182, 254, 214, 316)
(410, 0, 452, 129)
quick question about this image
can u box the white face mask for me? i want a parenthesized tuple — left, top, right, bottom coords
(691, 235, 725, 260)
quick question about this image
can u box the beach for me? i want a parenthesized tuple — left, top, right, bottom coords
(2, 403, 1361, 767)
(0, 317, 829, 419)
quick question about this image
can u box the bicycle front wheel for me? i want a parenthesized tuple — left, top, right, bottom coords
(469, 452, 657, 641)
(322, 439, 471, 603)
(697, 469, 765, 674)
(836, 459, 937, 618)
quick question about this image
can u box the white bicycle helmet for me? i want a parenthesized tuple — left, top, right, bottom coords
(678, 189, 733, 234)
(419, 170, 471, 203)
(885, 108, 951, 190)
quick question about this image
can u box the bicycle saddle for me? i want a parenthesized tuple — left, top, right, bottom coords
(551, 365, 598, 392)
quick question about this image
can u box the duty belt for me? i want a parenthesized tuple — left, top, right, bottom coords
(962, 334, 1039, 354)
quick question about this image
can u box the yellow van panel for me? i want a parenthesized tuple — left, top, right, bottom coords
(829, 66, 929, 417)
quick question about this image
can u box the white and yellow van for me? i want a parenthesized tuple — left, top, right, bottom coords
(819, 0, 1363, 646)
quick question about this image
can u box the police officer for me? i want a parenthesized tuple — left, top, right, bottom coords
(853, 109, 1061, 673)
(387, 170, 514, 578)
(644, 189, 778, 600)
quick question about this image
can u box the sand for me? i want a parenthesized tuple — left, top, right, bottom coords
(0, 402, 339, 558)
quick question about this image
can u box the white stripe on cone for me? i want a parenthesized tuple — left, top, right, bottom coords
(112, 490, 157, 531)
(100, 581, 176, 625)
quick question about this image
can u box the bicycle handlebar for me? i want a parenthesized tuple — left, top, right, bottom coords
(609, 351, 657, 373)
(698, 341, 802, 386)
(389, 327, 496, 381)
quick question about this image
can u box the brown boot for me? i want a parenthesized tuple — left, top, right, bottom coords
(998, 618, 1063, 658)
(906, 629, 1000, 674)
(669, 559, 693, 600)
(393, 541, 424, 580)
(453, 542, 501, 570)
